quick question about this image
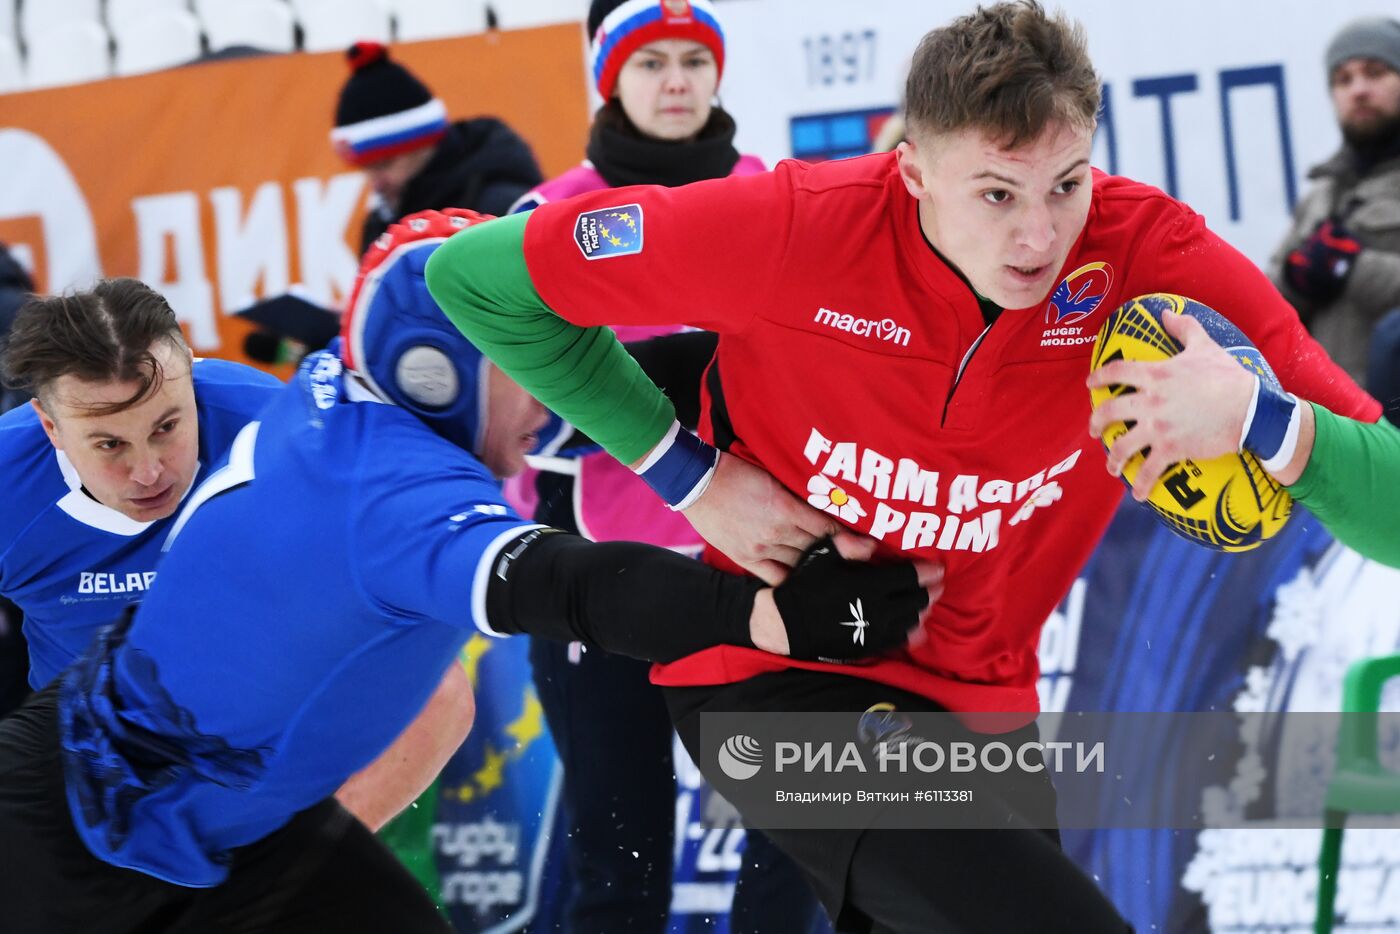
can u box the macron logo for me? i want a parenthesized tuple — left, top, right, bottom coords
(813, 307, 911, 347)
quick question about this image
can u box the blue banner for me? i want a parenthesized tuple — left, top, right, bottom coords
(1049, 502, 1400, 932)
(433, 635, 566, 932)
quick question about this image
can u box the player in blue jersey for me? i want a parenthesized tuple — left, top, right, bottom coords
(0, 211, 937, 934)
(0, 280, 282, 690)
(0, 278, 478, 835)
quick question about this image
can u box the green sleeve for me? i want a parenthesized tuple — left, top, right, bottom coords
(1289, 404, 1400, 568)
(424, 212, 675, 465)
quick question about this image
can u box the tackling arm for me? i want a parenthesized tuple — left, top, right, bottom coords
(482, 529, 938, 665)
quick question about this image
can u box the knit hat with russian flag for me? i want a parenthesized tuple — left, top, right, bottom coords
(331, 42, 448, 166)
(588, 0, 725, 101)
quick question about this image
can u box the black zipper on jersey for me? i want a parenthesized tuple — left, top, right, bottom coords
(941, 321, 993, 426)
(921, 231, 1003, 427)
(705, 354, 738, 452)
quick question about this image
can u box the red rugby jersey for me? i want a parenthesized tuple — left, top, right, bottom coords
(522, 153, 1379, 714)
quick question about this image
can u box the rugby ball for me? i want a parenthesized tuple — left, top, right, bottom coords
(1088, 293, 1291, 552)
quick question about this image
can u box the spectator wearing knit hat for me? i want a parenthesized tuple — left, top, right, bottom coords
(331, 42, 543, 253)
(1268, 15, 1400, 423)
(509, 3, 827, 933)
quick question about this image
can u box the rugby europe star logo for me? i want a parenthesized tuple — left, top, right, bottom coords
(574, 204, 644, 260)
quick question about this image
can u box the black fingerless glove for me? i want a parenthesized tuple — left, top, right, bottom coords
(772, 538, 928, 663)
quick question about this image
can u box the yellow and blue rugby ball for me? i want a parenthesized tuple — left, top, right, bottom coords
(1088, 293, 1291, 552)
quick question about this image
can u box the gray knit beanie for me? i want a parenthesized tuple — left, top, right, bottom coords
(1326, 16, 1400, 78)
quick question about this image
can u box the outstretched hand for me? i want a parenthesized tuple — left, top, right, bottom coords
(682, 452, 879, 584)
(1086, 311, 1256, 501)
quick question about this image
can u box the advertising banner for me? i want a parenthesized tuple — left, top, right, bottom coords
(0, 27, 589, 369)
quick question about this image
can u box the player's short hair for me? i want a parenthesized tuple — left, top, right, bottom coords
(904, 1, 1100, 148)
(1, 278, 190, 415)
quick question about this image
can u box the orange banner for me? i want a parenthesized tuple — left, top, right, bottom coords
(0, 26, 589, 373)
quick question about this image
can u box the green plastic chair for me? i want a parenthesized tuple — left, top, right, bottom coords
(1316, 653, 1400, 933)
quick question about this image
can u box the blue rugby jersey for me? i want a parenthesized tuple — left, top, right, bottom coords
(60, 351, 536, 886)
(0, 359, 281, 688)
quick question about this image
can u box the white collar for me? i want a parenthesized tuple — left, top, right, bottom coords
(54, 449, 200, 537)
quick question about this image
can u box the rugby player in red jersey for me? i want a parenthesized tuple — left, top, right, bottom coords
(426, 3, 1380, 929)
